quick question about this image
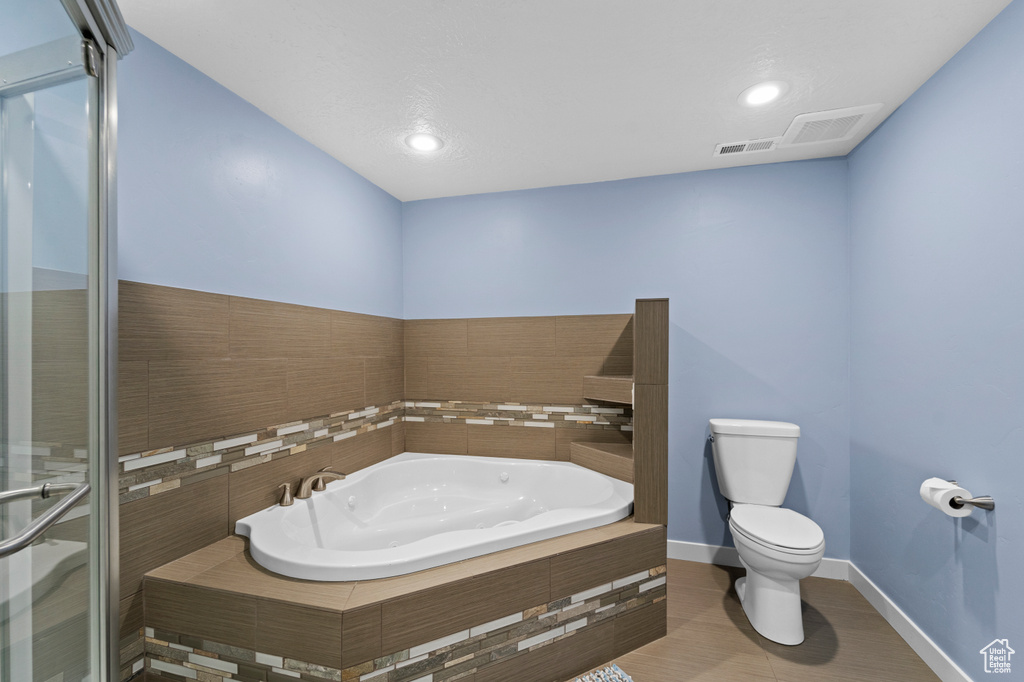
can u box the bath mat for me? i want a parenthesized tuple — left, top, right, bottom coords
(574, 663, 634, 681)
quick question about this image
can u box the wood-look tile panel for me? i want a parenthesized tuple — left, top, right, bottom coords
(330, 311, 403, 358)
(364, 356, 404, 406)
(634, 299, 668, 385)
(33, 288, 87, 362)
(31, 359, 87, 449)
(284, 357, 365, 420)
(147, 359, 288, 448)
(467, 424, 556, 460)
(381, 559, 550, 654)
(119, 281, 230, 361)
(187, 551, 352, 612)
(120, 591, 144, 640)
(145, 536, 247, 584)
(228, 445, 333, 524)
(633, 384, 668, 525)
(555, 315, 633, 358)
(228, 296, 330, 359)
(404, 319, 468, 356)
(145, 579, 256, 649)
(550, 526, 665, 597)
(118, 361, 149, 455)
(478, 618, 614, 682)
(342, 605, 382, 668)
(510, 356, 631, 404)
(613, 599, 667, 659)
(328, 427, 394, 475)
(467, 317, 556, 356)
(404, 422, 468, 454)
(120, 475, 229, 599)
(424, 356, 512, 402)
(391, 421, 406, 455)
(555, 427, 631, 462)
(406, 356, 511, 401)
(256, 599, 343, 668)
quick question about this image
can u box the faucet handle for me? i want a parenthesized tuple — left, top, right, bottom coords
(278, 483, 294, 506)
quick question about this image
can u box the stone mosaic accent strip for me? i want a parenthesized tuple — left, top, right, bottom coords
(121, 627, 146, 681)
(117, 400, 405, 504)
(404, 401, 632, 432)
(140, 565, 666, 682)
(118, 400, 632, 505)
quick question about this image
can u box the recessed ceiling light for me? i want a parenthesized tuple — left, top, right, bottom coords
(739, 81, 788, 107)
(405, 132, 445, 152)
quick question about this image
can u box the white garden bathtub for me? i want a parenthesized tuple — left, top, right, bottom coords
(235, 452, 633, 581)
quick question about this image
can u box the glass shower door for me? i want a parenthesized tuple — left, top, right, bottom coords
(1, 3, 104, 680)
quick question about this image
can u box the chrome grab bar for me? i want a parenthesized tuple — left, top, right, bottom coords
(0, 482, 91, 559)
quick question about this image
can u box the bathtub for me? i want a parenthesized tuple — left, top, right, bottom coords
(235, 452, 633, 581)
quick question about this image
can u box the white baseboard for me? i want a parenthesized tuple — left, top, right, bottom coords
(666, 539, 849, 580)
(666, 539, 970, 682)
(848, 564, 971, 682)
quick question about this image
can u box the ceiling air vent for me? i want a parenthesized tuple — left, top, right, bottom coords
(713, 137, 780, 157)
(780, 103, 884, 146)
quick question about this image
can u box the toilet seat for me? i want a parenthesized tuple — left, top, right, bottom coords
(729, 504, 824, 554)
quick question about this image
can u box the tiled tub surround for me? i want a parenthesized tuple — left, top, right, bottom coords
(140, 522, 665, 682)
(144, 566, 667, 682)
(116, 283, 659, 681)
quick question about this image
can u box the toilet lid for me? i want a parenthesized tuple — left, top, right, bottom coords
(730, 505, 824, 550)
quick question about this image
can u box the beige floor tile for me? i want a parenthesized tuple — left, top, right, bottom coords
(577, 560, 940, 682)
(668, 559, 744, 593)
(760, 617, 940, 682)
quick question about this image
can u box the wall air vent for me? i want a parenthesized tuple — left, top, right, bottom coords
(713, 137, 780, 157)
(779, 103, 884, 146)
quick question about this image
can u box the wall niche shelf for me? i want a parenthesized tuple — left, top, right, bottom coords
(572, 298, 668, 525)
(583, 375, 633, 404)
(570, 441, 634, 482)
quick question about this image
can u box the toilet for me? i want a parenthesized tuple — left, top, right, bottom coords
(708, 418, 825, 645)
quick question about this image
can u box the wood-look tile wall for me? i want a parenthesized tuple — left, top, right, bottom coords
(117, 282, 404, 611)
(404, 314, 634, 457)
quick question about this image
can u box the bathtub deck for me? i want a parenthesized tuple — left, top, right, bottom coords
(142, 517, 667, 681)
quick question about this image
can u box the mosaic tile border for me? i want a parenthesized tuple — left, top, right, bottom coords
(118, 401, 634, 504)
(140, 565, 666, 682)
(117, 400, 405, 504)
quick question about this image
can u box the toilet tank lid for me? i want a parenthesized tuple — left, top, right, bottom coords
(709, 419, 800, 437)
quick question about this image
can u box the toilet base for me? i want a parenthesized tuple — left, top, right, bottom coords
(736, 557, 805, 646)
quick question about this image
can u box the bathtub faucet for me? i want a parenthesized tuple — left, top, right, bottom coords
(296, 466, 347, 499)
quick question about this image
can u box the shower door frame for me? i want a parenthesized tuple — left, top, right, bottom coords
(0, 1, 131, 678)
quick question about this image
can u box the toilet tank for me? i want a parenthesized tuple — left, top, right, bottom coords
(709, 419, 800, 506)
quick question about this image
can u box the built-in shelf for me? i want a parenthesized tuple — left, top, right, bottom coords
(583, 375, 633, 405)
(570, 441, 634, 483)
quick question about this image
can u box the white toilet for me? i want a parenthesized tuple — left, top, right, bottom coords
(709, 418, 825, 645)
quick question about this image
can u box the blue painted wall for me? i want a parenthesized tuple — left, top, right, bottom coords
(403, 160, 852, 559)
(848, 0, 1024, 674)
(118, 31, 404, 317)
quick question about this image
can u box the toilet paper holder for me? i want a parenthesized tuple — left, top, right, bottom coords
(946, 481, 995, 511)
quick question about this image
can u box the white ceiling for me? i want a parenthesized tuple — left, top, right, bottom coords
(117, 0, 1011, 201)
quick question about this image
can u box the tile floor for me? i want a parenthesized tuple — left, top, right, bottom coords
(580, 559, 940, 681)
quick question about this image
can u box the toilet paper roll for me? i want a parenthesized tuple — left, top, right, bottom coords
(919, 477, 973, 518)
